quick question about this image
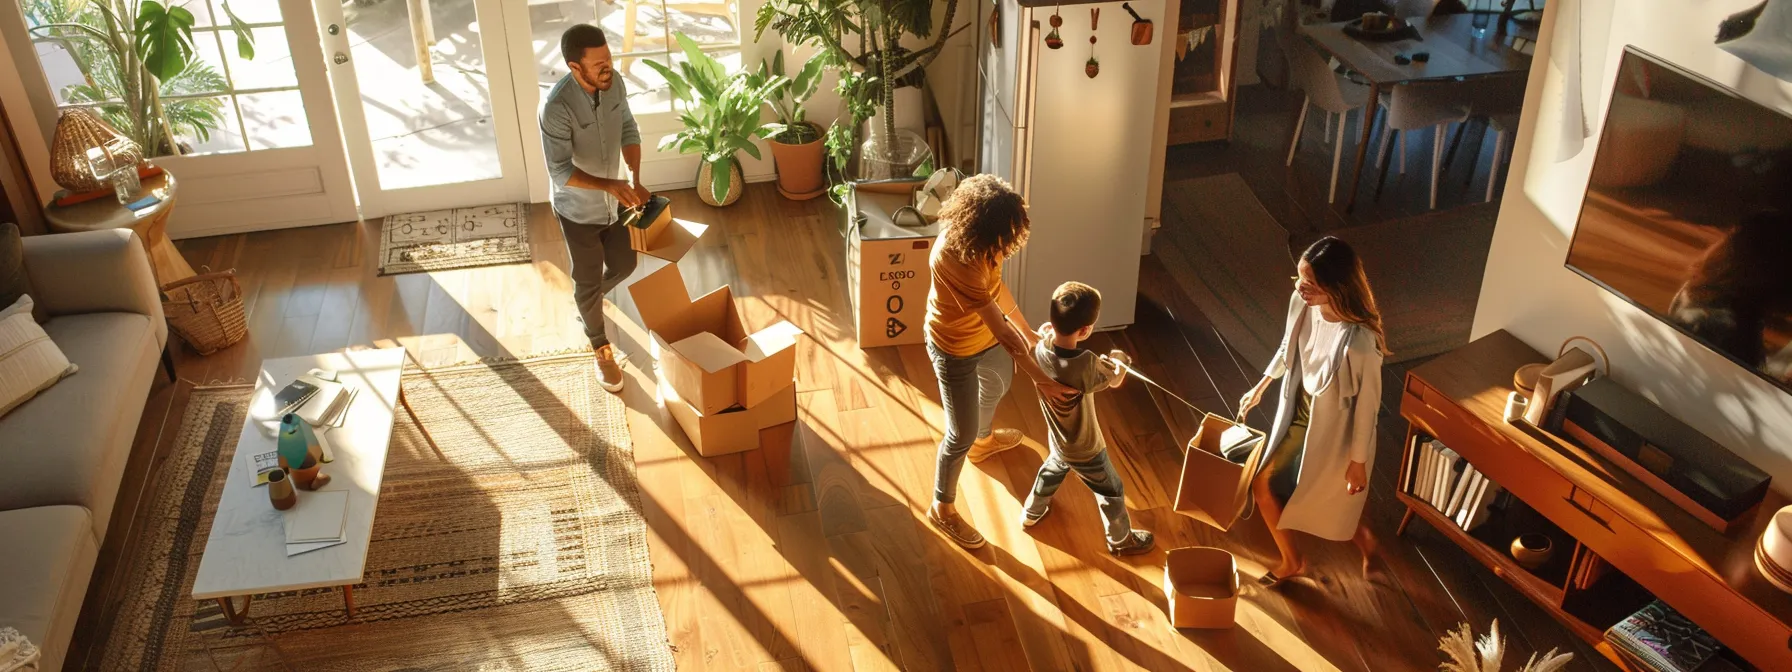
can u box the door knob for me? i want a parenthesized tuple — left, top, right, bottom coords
(333, 52, 349, 65)
(327, 23, 341, 36)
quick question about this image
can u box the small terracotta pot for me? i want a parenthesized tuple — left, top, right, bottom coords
(1086, 58, 1101, 78)
(1510, 533, 1554, 570)
(268, 469, 297, 510)
(768, 124, 826, 201)
(279, 453, 330, 491)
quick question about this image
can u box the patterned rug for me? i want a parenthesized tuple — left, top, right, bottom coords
(96, 353, 674, 671)
(377, 202, 533, 276)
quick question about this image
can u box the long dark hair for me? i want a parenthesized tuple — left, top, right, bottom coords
(938, 174, 1030, 266)
(1302, 236, 1391, 356)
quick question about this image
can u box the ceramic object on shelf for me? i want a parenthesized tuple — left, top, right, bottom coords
(1756, 505, 1792, 593)
(1511, 533, 1554, 570)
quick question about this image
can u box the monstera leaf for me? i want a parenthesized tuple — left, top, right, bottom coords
(135, 1, 197, 81)
(221, 1, 256, 59)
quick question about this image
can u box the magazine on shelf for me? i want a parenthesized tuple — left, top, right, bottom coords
(1604, 600, 1722, 672)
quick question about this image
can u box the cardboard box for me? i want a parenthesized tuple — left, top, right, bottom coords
(1172, 413, 1268, 532)
(627, 198, 708, 263)
(1165, 547, 1239, 629)
(628, 263, 802, 415)
(846, 182, 941, 349)
(661, 377, 797, 456)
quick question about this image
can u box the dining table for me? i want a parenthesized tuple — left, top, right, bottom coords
(1299, 12, 1538, 212)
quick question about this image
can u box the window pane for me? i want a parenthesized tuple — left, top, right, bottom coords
(170, 95, 246, 155)
(241, 90, 312, 149)
(223, 26, 297, 89)
(665, 0, 738, 46)
(529, 4, 626, 89)
(224, 0, 285, 25)
(188, 0, 220, 28)
(617, 54, 673, 115)
(349, 0, 502, 189)
(600, 0, 668, 56)
(33, 40, 103, 106)
(173, 34, 234, 97)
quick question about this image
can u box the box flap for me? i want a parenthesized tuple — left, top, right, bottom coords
(670, 331, 750, 373)
(743, 321, 803, 362)
(641, 218, 709, 263)
(627, 263, 691, 338)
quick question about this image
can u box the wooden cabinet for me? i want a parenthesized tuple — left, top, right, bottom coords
(1399, 331, 1792, 670)
(1165, 0, 1242, 145)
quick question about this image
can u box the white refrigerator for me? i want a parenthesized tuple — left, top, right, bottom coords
(979, 0, 1165, 330)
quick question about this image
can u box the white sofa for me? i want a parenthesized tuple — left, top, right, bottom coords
(0, 228, 168, 671)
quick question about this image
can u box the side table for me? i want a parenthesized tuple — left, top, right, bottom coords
(44, 172, 194, 286)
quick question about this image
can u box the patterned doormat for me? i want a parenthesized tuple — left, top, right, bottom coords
(377, 202, 532, 275)
(94, 353, 674, 671)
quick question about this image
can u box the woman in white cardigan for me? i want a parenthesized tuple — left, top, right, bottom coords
(1238, 236, 1389, 587)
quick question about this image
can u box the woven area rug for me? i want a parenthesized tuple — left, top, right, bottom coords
(378, 202, 532, 276)
(96, 353, 674, 671)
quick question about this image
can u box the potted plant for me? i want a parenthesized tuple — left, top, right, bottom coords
(762, 50, 828, 200)
(25, 0, 255, 156)
(755, 0, 961, 201)
(644, 33, 789, 207)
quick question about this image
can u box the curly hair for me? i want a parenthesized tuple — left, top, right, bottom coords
(937, 174, 1029, 265)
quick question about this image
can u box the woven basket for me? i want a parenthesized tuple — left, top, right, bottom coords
(161, 269, 247, 355)
(51, 108, 141, 193)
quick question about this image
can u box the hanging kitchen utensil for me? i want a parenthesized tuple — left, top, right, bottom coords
(990, 2, 1002, 48)
(1087, 8, 1101, 78)
(1046, 4, 1064, 49)
(1123, 2, 1153, 45)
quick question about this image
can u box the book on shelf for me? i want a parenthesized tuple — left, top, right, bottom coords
(1434, 448, 1462, 510)
(1445, 463, 1477, 518)
(1604, 600, 1723, 672)
(1453, 471, 1484, 527)
(1464, 478, 1501, 531)
(1419, 440, 1437, 501)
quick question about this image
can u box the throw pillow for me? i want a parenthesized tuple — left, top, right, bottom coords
(0, 295, 78, 418)
(0, 223, 45, 324)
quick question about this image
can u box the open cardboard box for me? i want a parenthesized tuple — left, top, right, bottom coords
(627, 198, 708, 263)
(661, 376, 797, 456)
(627, 262, 802, 415)
(1164, 547, 1239, 629)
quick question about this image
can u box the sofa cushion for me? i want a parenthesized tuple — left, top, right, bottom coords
(0, 506, 99, 672)
(0, 296, 79, 418)
(0, 312, 158, 536)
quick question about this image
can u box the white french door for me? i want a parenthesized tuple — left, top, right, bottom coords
(312, 0, 531, 218)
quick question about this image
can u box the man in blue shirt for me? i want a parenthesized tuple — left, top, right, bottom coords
(541, 24, 647, 393)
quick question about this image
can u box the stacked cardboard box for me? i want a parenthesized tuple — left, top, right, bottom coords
(628, 262, 802, 456)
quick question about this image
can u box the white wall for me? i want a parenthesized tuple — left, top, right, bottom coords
(1475, 0, 1792, 492)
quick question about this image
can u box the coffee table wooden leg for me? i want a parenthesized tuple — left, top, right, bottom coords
(217, 595, 253, 625)
(399, 388, 445, 459)
(342, 584, 357, 619)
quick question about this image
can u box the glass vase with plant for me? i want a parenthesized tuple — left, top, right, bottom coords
(25, 0, 255, 157)
(755, 0, 961, 201)
(761, 50, 830, 199)
(643, 33, 790, 206)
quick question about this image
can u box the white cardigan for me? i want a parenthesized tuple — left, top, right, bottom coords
(1260, 292, 1384, 541)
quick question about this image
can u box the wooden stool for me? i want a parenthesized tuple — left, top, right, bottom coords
(44, 172, 194, 286)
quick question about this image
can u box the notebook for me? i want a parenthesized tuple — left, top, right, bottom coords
(283, 489, 349, 545)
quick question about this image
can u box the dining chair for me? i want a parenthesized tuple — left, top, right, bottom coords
(1284, 36, 1373, 203)
(1374, 82, 1471, 209)
(1458, 77, 1527, 202)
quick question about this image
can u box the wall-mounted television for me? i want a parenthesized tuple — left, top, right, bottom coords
(1566, 47, 1792, 393)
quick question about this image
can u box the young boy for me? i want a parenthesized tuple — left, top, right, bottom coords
(1021, 282, 1155, 555)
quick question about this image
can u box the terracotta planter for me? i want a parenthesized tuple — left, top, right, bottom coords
(278, 452, 330, 491)
(696, 160, 744, 207)
(768, 124, 826, 201)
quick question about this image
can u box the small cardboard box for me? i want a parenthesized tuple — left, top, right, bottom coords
(1172, 413, 1268, 532)
(661, 377, 798, 456)
(626, 198, 707, 263)
(846, 181, 940, 349)
(1165, 547, 1239, 629)
(628, 263, 802, 415)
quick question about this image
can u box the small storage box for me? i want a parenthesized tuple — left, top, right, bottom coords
(1165, 547, 1239, 629)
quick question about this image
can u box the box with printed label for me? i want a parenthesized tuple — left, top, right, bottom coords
(627, 262, 802, 415)
(846, 182, 940, 349)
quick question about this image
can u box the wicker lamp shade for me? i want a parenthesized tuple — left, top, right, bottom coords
(51, 108, 142, 193)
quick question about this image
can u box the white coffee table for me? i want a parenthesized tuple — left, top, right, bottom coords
(191, 348, 439, 623)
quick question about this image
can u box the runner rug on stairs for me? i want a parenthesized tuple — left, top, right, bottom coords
(95, 352, 673, 671)
(377, 202, 532, 276)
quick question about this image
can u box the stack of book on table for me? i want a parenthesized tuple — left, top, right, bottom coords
(249, 371, 358, 484)
(1406, 439, 1502, 531)
(1604, 600, 1726, 672)
(283, 489, 349, 556)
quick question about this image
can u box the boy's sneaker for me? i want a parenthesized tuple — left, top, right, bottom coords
(1021, 505, 1051, 528)
(967, 429, 1023, 463)
(1106, 530, 1155, 556)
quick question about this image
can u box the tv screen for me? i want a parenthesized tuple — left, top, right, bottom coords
(1566, 47, 1792, 393)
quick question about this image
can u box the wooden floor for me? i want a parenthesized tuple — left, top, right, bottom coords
(69, 181, 1610, 671)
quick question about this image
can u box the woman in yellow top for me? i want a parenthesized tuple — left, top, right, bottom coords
(924, 175, 1076, 550)
(1238, 236, 1389, 586)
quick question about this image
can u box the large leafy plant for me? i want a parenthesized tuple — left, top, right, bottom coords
(26, 0, 254, 156)
(756, 0, 960, 200)
(761, 50, 828, 145)
(644, 33, 789, 204)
